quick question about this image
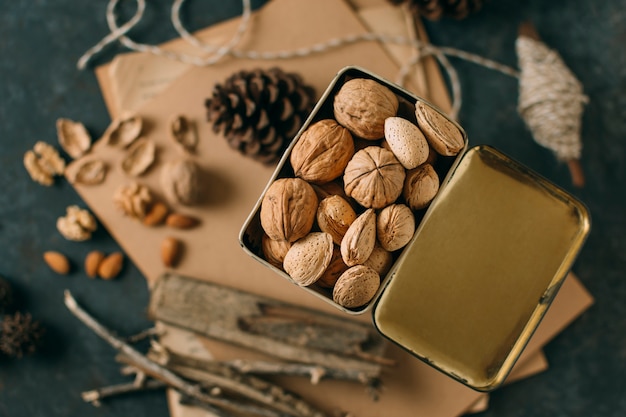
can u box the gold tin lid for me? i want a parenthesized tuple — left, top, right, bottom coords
(372, 145, 590, 391)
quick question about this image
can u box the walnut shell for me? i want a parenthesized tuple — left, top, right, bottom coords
(122, 138, 156, 177)
(384, 116, 429, 169)
(333, 265, 380, 308)
(56, 118, 91, 159)
(317, 195, 357, 245)
(104, 114, 143, 147)
(340, 208, 376, 267)
(290, 119, 354, 184)
(262, 234, 292, 269)
(343, 146, 405, 209)
(377, 204, 415, 252)
(283, 232, 334, 286)
(333, 78, 399, 140)
(67, 158, 107, 185)
(403, 164, 440, 210)
(260, 178, 318, 243)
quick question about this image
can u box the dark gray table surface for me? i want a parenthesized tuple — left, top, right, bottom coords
(1, 1, 624, 416)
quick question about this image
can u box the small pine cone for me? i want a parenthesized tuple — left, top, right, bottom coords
(0, 276, 12, 313)
(0, 312, 44, 358)
(205, 67, 316, 164)
(388, 0, 484, 21)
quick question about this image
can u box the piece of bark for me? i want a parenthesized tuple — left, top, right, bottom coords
(148, 274, 390, 378)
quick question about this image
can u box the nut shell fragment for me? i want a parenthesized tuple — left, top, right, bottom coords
(260, 178, 318, 243)
(377, 204, 415, 252)
(105, 115, 143, 147)
(333, 78, 399, 140)
(67, 159, 107, 185)
(283, 232, 334, 286)
(170, 115, 198, 154)
(56, 118, 91, 159)
(343, 146, 405, 209)
(340, 208, 376, 267)
(333, 265, 380, 308)
(121, 138, 156, 177)
(160, 159, 200, 206)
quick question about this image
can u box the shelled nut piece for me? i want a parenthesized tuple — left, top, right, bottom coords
(114, 182, 153, 220)
(343, 146, 405, 209)
(283, 232, 334, 286)
(143, 202, 169, 226)
(403, 164, 440, 210)
(56, 205, 97, 241)
(317, 195, 357, 245)
(290, 119, 354, 184)
(384, 116, 429, 169)
(260, 178, 318, 243)
(85, 251, 105, 278)
(340, 208, 376, 267)
(161, 237, 182, 268)
(333, 265, 380, 308)
(23, 141, 66, 186)
(104, 114, 143, 147)
(56, 118, 91, 159)
(160, 159, 200, 206)
(333, 78, 399, 139)
(414, 101, 464, 156)
(165, 213, 200, 229)
(377, 204, 415, 252)
(121, 137, 156, 177)
(66, 158, 107, 185)
(43, 251, 70, 275)
(98, 252, 124, 280)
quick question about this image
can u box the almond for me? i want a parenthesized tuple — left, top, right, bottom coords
(384, 116, 429, 169)
(166, 213, 200, 229)
(414, 101, 464, 156)
(85, 250, 105, 278)
(143, 202, 169, 226)
(98, 252, 124, 280)
(333, 265, 380, 309)
(43, 251, 70, 275)
(283, 232, 333, 287)
(340, 208, 376, 267)
(161, 237, 182, 268)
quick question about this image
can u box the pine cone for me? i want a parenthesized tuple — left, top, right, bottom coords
(205, 67, 316, 164)
(0, 312, 44, 358)
(388, 0, 484, 21)
(0, 276, 12, 313)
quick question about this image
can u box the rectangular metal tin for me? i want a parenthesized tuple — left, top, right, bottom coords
(240, 66, 590, 391)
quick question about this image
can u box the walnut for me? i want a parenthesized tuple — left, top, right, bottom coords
(23, 142, 66, 186)
(56, 118, 91, 159)
(317, 195, 356, 245)
(343, 146, 405, 209)
(56, 205, 97, 241)
(403, 164, 440, 210)
(160, 159, 200, 206)
(290, 119, 354, 184)
(262, 234, 291, 269)
(260, 178, 318, 243)
(114, 182, 153, 220)
(333, 78, 398, 140)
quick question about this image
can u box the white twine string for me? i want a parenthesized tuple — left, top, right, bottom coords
(76, 0, 521, 120)
(77, 0, 586, 159)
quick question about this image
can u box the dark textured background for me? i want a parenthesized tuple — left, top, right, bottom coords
(0, 1, 624, 416)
